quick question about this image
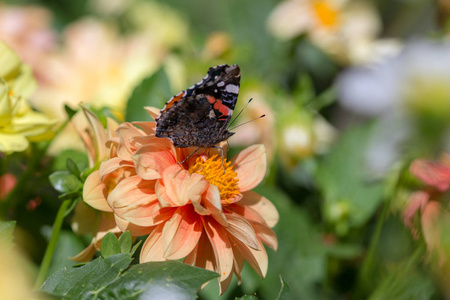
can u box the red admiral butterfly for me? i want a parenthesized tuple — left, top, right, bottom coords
(155, 64, 241, 153)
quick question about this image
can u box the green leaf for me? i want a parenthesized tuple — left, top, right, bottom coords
(251, 186, 328, 300)
(49, 171, 82, 194)
(131, 239, 142, 256)
(307, 87, 335, 112)
(275, 277, 293, 300)
(0, 221, 15, 246)
(66, 158, 81, 178)
(41, 254, 133, 298)
(118, 231, 132, 254)
(316, 122, 384, 233)
(236, 296, 259, 300)
(99, 261, 219, 300)
(125, 68, 172, 122)
(64, 104, 78, 120)
(101, 232, 121, 258)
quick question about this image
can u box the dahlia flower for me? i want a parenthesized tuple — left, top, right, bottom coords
(405, 155, 450, 259)
(83, 107, 279, 293)
(71, 107, 120, 262)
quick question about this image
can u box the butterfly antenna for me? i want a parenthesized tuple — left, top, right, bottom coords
(229, 114, 265, 131)
(228, 98, 253, 128)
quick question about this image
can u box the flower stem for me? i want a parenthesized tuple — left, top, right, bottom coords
(34, 199, 72, 289)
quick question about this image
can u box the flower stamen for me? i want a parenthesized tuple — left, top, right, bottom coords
(190, 155, 240, 202)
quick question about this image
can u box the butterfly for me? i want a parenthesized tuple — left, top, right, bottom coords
(155, 64, 240, 154)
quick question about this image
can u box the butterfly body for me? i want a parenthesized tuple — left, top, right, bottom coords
(155, 64, 241, 148)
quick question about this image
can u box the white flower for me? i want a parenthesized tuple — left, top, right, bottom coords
(267, 0, 393, 64)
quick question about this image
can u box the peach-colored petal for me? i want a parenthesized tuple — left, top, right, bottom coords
(195, 232, 216, 273)
(219, 272, 234, 295)
(203, 185, 227, 225)
(144, 106, 160, 121)
(239, 191, 279, 227)
(98, 157, 134, 180)
(183, 243, 198, 266)
(133, 143, 177, 180)
(107, 176, 160, 227)
(131, 121, 156, 135)
(162, 206, 203, 260)
(71, 201, 100, 235)
(228, 234, 268, 278)
(82, 107, 109, 163)
(140, 224, 166, 262)
(411, 159, 450, 191)
(115, 123, 145, 160)
(231, 144, 266, 192)
(70, 243, 96, 262)
(231, 244, 245, 283)
(421, 201, 442, 251)
(225, 214, 259, 250)
(114, 214, 153, 236)
(83, 170, 112, 212)
(251, 222, 278, 251)
(156, 165, 209, 207)
(203, 217, 233, 282)
(404, 191, 429, 231)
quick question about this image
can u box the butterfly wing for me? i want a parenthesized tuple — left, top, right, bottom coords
(155, 64, 240, 148)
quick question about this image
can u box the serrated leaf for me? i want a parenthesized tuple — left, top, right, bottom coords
(118, 231, 132, 254)
(66, 158, 81, 178)
(99, 261, 219, 300)
(101, 232, 121, 258)
(125, 68, 172, 122)
(49, 171, 83, 194)
(41, 253, 133, 298)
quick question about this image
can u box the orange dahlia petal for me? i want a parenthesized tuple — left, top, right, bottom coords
(202, 217, 233, 282)
(231, 144, 267, 192)
(98, 157, 134, 180)
(144, 106, 160, 121)
(225, 214, 259, 250)
(133, 143, 178, 180)
(239, 191, 279, 227)
(83, 170, 112, 212)
(203, 185, 227, 225)
(140, 223, 166, 262)
(162, 206, 203, 260)
(251, 222, 278, 251)
(228, 235, 268, 279)
(410, 159, 450, 191)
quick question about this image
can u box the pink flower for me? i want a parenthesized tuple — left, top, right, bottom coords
(83, 107, 279, 294)
(405, 156, 450, 260)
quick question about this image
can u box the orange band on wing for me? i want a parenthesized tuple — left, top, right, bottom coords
(206, 95, 233, 120)
(162, 91, 185, 111)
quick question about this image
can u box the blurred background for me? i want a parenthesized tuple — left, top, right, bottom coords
(1, 0, 450, 299)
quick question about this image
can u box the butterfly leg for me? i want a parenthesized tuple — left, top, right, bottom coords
(178, 147, 200, 165)
(211, 145, 226, 173)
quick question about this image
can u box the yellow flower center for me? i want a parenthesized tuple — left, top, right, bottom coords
(313, 0, 339, 29)
(190, 155, 240, 201)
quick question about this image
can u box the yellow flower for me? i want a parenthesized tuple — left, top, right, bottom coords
(0, 42, 56, 154)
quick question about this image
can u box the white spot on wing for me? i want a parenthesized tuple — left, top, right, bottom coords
(217, 81, 225, 87)
(208, 110, 215, 118)
(225, 84, 239, 94)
